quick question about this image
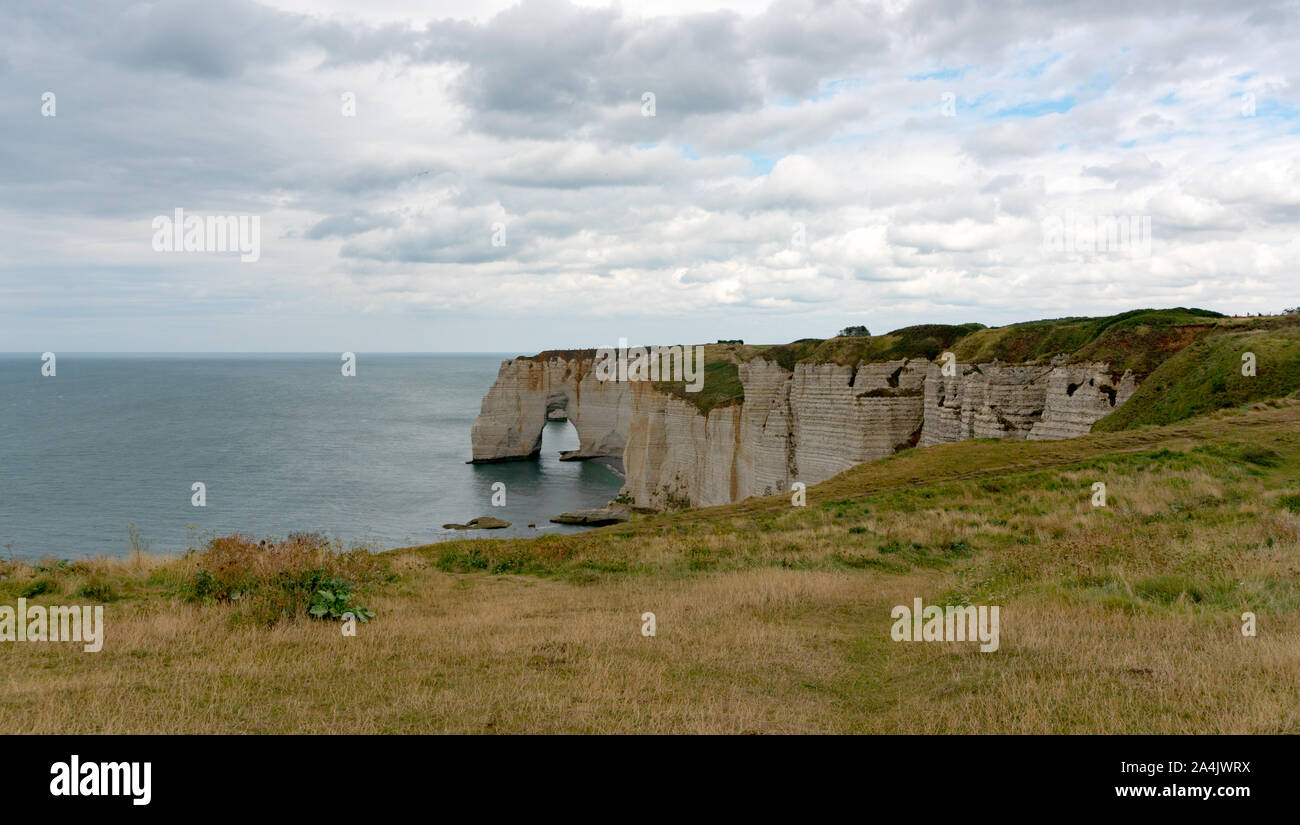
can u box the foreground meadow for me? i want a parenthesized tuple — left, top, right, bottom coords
(3, 402, 1297, 733)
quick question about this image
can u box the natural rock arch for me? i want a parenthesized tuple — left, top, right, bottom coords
(470, 354, 632, 464)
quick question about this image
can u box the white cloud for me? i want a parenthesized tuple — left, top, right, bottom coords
(1, 0, 1298, 352)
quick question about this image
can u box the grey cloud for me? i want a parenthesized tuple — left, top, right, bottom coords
(419, 2, 766, 139)
(962, 118, 1059, 161)
(100, 0, 307, 78)
(980, 174, 1024, 194)
(305, 211, 403, 239)
(747, 0, 890, 97)
(1082, 154, 1166, 183)
(1137, 113, 1174, 129)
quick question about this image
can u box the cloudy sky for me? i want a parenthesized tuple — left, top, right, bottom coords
(1, 0, 1297, 352)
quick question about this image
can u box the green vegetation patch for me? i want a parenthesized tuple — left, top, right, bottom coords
(645, 342, 752, 415)
(1094, 324, 1300, 431)
(952, 308, 1225, 368)
(20, 578, 59, 598)
(762, 323, 985, 370)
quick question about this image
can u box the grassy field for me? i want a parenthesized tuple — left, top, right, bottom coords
(3, 400, 1298, 734)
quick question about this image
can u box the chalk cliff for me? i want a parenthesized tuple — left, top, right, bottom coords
(471, 350, 1138, 509)
(920, 359, 1138, 446)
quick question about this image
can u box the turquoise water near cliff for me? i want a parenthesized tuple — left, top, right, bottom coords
(0, 354, 624, 560)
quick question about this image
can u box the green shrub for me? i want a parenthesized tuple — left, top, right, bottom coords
(182, 533, 380, 626)
(20, 578, 57, 598)
(1133, 575, 1207, 604)
(1234, 446, 1282, 467)
(830, 552, 908, 573)
(687, 546, 717, 571)
(75, 578, 118, 602)
(308, 578, 374, 623)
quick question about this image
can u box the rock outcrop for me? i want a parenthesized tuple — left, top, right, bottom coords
(471, 349, 1138, 509)
(549, 508, 631, 526)
(442, 516, 511, 530)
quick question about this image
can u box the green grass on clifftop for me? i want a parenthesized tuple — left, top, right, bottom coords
(950, 307, 1226, 369)
(650, 343, 749, 415)
(1094, 322, 1300, 431)
(759, 323, 987, 370)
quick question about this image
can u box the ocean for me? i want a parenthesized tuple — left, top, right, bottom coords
(0, 353, 625, 560)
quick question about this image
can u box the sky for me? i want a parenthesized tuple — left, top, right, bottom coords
(1, 0, 1297, 353)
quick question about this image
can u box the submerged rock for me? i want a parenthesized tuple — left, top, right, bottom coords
(549, 507, 630, 526)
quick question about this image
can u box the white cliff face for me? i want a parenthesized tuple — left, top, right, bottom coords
(1030, 364, 1138, 440)
(790, 359, 928, 484)
(733, 360, 796, 499)
(623, 387, 743, 507)
(920, 360, 1137, 445)
(920, 363, 1053, 445)
(620, 357, 929, 506)
(472, 351, 1139, 507)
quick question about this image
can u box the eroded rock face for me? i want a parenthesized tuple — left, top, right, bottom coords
(1030, 364, 1138, 440)
(920, 361, 1137, 445)
(921, 362, 1051, 445)
(471, 351, 1138, 509)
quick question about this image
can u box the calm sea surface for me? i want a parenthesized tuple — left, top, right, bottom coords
(0, 354, 624, 560)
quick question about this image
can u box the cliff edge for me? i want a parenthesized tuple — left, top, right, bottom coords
(470, 309, 1297, 509)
